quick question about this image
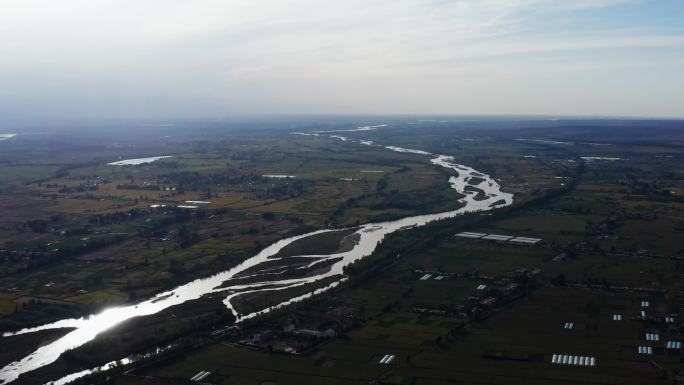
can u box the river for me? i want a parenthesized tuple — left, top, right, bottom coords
(0, 132, 512, 384)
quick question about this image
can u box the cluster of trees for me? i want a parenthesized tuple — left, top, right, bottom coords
(152, 169, 311, 200)
(53, 235, 125, 259)
(177, 225, 201, 249)
(116, 183, 167, 191)
(57, 184, 100, 194)
(87, 207, 166, 226)
(1, 234, 126, 275)
(26, 219, 48, 233)
(258, 180, 307, 200)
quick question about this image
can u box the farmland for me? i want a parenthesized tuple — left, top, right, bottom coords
(126, 121, 684, 385)
(0, 118, 683, 384)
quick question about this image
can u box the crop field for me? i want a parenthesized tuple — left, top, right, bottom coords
(1, 120, 683, 385)
(397, 287, 681, 385)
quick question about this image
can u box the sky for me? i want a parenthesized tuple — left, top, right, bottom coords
(0, 0, 683, 127)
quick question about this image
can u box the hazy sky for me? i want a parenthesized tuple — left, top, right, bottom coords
(1, 0, 683, 126)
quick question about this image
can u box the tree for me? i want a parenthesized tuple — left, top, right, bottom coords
(27, 219, 48, 233)
(551, 273, 566, 286)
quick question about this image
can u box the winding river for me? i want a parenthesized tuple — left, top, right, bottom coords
(0, 132, 513, 384)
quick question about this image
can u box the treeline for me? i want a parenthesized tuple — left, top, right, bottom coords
(41, 183, 101, 193)
(1, 234, 125, 275)
(156, 170, 250, 190)
(256, 178, 308, 200)
(12, 207, 205, 276)
(53, 235, 125, 259)
(116, 183, 168, 191)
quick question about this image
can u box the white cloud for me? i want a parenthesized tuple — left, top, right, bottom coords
(0, 0, 682, 121)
